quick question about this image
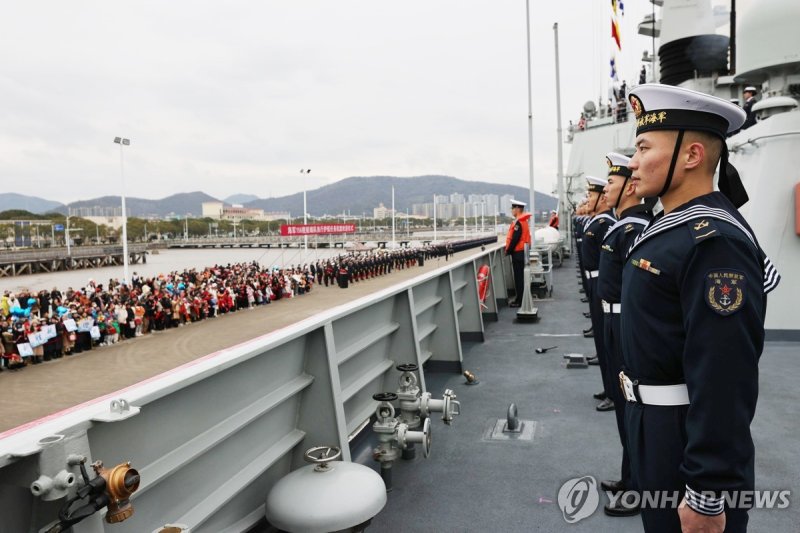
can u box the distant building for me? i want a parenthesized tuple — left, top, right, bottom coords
(410, 191, 525, 220)
(449, 193, 465, 204)
(500, 194, 515, 215)
(82, 216, 124, 230)
(373, 203, 394, 219)
(69, 206, 122, 217)
(202, 201, 224, 219)
(262, 211, 291, 221)
(412, 203, 434, 218)
(483, 194, 499, 216)
(436, 203, 457, 220)
(201, 201, 277, 222)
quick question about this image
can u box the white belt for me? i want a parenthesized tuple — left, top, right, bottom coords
(602, 301, 621, 314)
(577, 238, 583, 242)
(619, 372, 690, 406)
(585, 270, 599, 279)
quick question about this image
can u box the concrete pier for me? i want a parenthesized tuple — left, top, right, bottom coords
(0, 244, 148, 278)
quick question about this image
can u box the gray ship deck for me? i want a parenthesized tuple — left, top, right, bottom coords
(359, 255, 800, 532)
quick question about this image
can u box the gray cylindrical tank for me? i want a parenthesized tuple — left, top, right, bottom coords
(266, 447, 387, 533)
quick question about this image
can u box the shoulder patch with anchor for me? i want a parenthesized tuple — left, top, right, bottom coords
(705, 270, 746, 315)
(624, 223, 635, 233)
(687, 218, 720, 244)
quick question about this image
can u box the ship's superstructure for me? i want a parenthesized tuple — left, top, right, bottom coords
(563, 0, 798, 337)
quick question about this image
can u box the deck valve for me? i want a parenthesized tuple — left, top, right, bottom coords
(396, 363, 460, 430)
(371, 392, 431, 491)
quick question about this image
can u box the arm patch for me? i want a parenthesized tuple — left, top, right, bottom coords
(687, 218, 720, 244)
(705, 270, 746, 316)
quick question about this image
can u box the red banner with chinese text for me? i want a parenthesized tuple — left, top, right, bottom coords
(280, 224, 356, 236)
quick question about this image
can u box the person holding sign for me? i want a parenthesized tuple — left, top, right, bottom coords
(29, 320, 45, 365)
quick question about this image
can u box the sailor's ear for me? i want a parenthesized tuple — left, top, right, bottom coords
(683, 140, 706, 171)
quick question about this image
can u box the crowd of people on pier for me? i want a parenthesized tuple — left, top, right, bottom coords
(0, 241, 470, 372)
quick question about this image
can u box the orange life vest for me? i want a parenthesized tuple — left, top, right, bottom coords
(505, 213, 531, 252)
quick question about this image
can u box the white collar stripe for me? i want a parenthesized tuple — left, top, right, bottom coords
(627, 206, 780, 293)
(630, 206, 756, 255)
(603, 216, 648, 242)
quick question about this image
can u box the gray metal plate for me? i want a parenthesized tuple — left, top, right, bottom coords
(483, 418, 536, 442)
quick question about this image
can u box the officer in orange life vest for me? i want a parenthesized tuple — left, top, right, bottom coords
(548, 210, 559, 229)
(504, 199, 531, 307)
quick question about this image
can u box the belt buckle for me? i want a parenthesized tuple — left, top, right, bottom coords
(619, 371, 636, 403)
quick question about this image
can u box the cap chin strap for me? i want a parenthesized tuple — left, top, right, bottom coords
(592, 192, 601, 213)
(658, 129, 685, 198)
(657, 130, 750, 208)
(614, 176, 631, 210)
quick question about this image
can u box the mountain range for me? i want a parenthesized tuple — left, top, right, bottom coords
(0, 175, 556, 218)
(0, 193, 64, 215)
(244, 175, 556, 216)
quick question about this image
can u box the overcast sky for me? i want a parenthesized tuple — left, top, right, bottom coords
(0, 1, 733, 204)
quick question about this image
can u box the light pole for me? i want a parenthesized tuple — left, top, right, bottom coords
(391, 185, 396, 248)
(113, 136, 131, 284)
(463, 199, 467, 239)
(66, 214, 71, 256)
(300, 169, 311, 252)
(432, 194, 437, 242)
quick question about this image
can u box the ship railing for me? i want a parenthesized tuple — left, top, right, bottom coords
(0, 236, 506, 533)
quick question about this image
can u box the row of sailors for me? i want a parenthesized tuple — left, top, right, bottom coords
(572, 84, 780, 532)
(309, 244, 457, 287)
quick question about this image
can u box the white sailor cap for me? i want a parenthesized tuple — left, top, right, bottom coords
(509, 199, 526, 209)
(629, 83, 746, 137)
(586, 175, 608, 193)
(744, 86, 757, 93)
(606, 152, 632, 178)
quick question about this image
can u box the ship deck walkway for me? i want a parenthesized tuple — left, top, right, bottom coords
(361, 255, 800, 532)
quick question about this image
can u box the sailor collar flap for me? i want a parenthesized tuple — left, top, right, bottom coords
(626, 205, 780, 293)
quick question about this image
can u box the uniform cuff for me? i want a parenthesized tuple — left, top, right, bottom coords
(685, 485, 724, 516)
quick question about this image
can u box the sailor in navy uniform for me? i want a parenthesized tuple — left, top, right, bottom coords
(621, 84, 780, 532)
(580, 176, 617, 410)
(596, 152, 652, 516)
(573, 200, 590, 304)
(741, 86, 758, 130)
(573, 200, 587, 272)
